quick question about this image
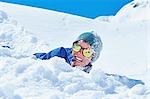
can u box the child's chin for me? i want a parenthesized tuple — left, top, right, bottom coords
(73, 61, 87, 67)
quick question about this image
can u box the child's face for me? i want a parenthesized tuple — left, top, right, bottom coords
(72, 40, 94, 67)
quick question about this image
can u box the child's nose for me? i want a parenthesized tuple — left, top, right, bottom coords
(76, 50, 84, 57)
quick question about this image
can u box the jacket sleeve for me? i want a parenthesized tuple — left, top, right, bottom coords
(33, 47, 67, 60)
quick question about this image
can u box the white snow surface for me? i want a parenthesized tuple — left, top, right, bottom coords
(0, 0, 150, 99)
(93, 0, 150, 76)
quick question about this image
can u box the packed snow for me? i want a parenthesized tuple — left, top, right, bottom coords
(0, 0, 150, 99)
(93, 0, 150, 77)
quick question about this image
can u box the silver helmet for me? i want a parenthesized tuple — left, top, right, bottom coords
(76, 32, 103, 62)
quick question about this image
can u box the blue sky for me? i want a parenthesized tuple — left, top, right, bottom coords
(1, 0, 133, 19)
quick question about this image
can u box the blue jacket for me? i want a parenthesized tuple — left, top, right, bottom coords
(33, 47, 92, 73)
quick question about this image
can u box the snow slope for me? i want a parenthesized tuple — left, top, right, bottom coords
(93, 0, 150, 77)
(113, 0, 150, 22)
(0, 2, 93, 49)
(0, 1, 149, 77)
(0, 0, 150, 98)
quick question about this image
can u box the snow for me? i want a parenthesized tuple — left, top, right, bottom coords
(0, 2, 93, 49)
(0, 0, 150, 99)
(93, 0, 150, 77)
(0, 56, 148, 98)
(112, 0, 150, 22)
(1, 1, 149, 76)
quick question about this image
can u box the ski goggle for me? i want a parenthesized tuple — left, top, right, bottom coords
(72, 43, 94, 58)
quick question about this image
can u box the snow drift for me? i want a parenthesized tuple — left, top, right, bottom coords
(0, 0, 150, 98)
(93, 0, 150, 76)
(1, 1, 149, 76)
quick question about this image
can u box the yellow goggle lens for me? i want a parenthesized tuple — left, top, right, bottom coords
(83, 49, 92, 57)
(73, 44, 81, 52)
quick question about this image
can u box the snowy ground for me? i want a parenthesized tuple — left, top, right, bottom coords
(0, 0, 150, 99)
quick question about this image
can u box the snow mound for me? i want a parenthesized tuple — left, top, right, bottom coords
(0, 56, 148, 99)
(112, 0, 150, 22)
(93, 0, 149, 76)
(0, 10, 149, 99)
(0, 11, 8, 23)
(94, 16, 114, 22)
(0, 10, 50, 58)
